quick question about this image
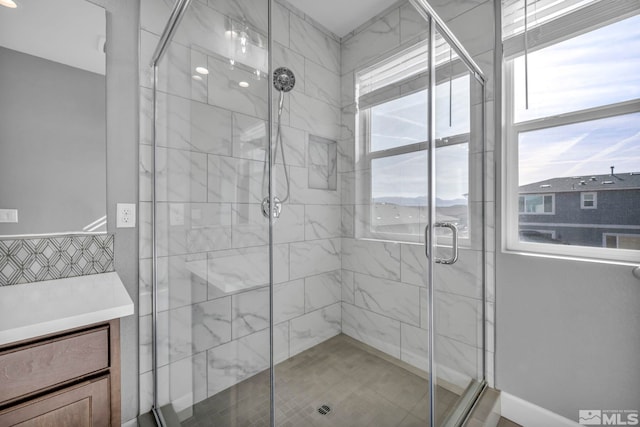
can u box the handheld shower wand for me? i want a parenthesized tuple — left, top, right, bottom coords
(262, 67, 295, 219)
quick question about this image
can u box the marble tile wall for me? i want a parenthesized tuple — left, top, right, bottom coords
(138, 0, 343, 416)
(138, 0, 495, 416)
(339, 0, 496, 390)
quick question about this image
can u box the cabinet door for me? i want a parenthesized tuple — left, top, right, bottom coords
(0, 376, 110, 427)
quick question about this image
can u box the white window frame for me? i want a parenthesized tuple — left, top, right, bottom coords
(355, 41, 474, 245)
(518, 193, 555, 215)
(580, 192, 597, 209)
(603, 233, 640, 250)
(502, 3, 640, 264)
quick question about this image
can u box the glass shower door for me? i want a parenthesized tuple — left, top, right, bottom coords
(143, 0, 274, 424)
(430, 21, 486, 427)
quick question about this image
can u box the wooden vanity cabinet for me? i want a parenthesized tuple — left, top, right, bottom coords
(0, 319, 121, 427)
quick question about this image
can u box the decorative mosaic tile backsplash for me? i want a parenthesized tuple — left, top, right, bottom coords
(0, 234, 114, 286)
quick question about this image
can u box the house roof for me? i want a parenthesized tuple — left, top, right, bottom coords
(519, 172, 640, 194)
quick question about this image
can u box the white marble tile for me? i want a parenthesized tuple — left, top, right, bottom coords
(139, 89, 191, 150)
(342, 238, 401, 281)
(274, 279, 305, 324)
(342, 302, 401, 359)
(305, 60, 340, 107)
(400, 243, 428, 287)
(139, 202, 153, 259)
(341, 9, 401, 74)
(193, 297, 232, 352)
(429, 0, 488, 23)
(139, 313, 169, 374)
(207, 0, 268, 34)
(154, 147, 208, 203)
(419, 287, 430, 330)
(485, 300, 495, 354)
(140, 0, 174, 37)
(168, 305, 196, 363)
(190, 50, 209, 103)
(401, 322, 429, 372)
(141, 32, 192, 99)
(273, 203, 305, 244)
(305, 270, 341, 312)
(274, 321, 290, 364)
(206, 244, 289, 299)
(354, 273, 420, 326)
(290, 92, 341, 140)
(338, 137, 355, 174)
(140, 254, 209, 316)
(207, 154, 237, 203)
(191, 101, 232, 155)
(168, 352, 208, 415)
(434, 248, 483, 299)
(289, 303, 341, 356)
(290, 238, 341, 280)
(155, 203, 232, 256)
(289, 166, 341, 205)
(435, 334, 478, 390)
(444, 1, 494, 58)
(289, 13, 340, 74)
(278, 126, 306, 168)
(139, 365, 170, 415)
(435, 291, 482, 347)
(341, 72, 355, 108)
(307, 135, 337, 191)
(232, 112, 267, 161)
(399, 2, 427, 44)
(207, 328, 270, 396)
(273, 42, 305, 95)
(234, 158, 268, 204)
(341, 270, 355, 305)
(341, 204, 355, 238)
(340, 104, 356, 143)
(273, 2, 290, 47)
(304, 204, 341, 239)
(232, 286, 270, 339)
(207, 55, 269, 120)
(231, 203, 268, 248)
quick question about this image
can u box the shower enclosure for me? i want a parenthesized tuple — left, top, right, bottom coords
(139, 0, 486, 425)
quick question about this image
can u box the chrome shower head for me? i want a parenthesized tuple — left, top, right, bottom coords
(273, 67, 295, 92)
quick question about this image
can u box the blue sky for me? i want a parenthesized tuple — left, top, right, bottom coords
(514, 14, 640, 185)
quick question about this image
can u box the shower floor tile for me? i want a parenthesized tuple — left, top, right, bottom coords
(180, 334, 460, 427)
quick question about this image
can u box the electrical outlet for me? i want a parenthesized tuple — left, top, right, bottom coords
(0, 209, 18, 223)
(117, 203, 136, 228)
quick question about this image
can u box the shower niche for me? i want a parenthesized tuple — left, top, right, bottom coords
(308, 135, 337, 191)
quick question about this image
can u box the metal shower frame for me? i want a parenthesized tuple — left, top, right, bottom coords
(148, 0, 486, 425)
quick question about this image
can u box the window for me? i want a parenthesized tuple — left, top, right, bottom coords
(604, 234, 640, 250)
(503, 1, 640, 262)
(519, 194, 554, 214)
(580, 192, 597, 209)
(355, 39, 473, 243)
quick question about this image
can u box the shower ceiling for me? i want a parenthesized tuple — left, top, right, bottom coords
(289, 0, 394, 37)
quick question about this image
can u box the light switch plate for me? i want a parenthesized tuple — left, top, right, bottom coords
(0, 209, 18, 223)
(117, 203, 136, 228)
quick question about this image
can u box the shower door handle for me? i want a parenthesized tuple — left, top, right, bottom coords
(425, 223, 459, 265)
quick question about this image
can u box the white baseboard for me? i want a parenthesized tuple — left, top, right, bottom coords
(501, 392, 581, 427)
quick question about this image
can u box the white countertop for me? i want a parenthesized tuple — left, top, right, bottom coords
(0, 272, 134, 346)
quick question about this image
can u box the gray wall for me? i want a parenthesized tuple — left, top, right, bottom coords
(496, 253, 640, 418)
(89, 0, 141, 424)
(494, 0, 640, 418)
(0, 47, 106, 235)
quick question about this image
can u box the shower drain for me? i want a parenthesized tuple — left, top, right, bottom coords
(317, 404, 331, 415)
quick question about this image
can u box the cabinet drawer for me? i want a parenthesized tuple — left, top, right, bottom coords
(0, 327, 109, 403)
(0, 376, 110, 427)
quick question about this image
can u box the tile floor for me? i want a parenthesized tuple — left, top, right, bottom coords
(178, 334, 461, 427)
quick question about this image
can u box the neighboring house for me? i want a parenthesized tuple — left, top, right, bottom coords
(518, 170, 640, 249)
